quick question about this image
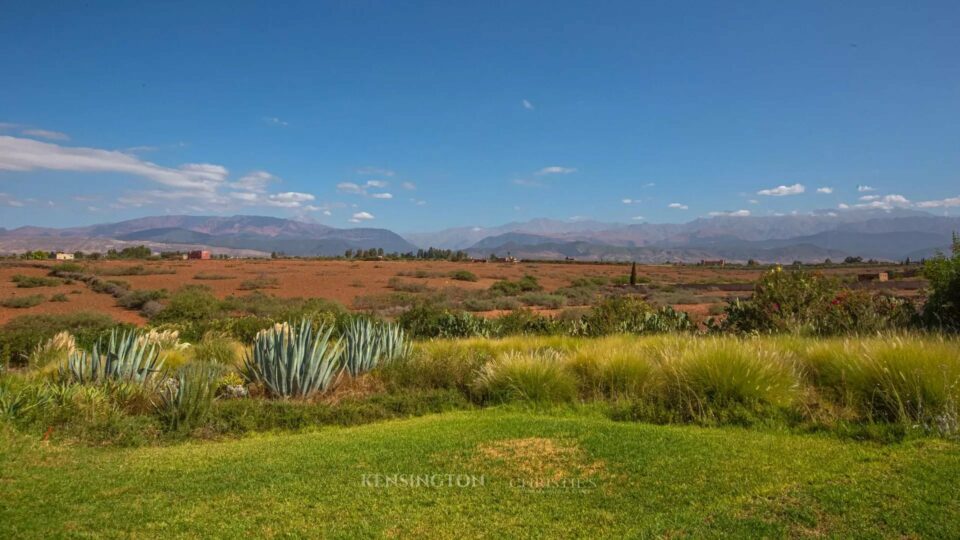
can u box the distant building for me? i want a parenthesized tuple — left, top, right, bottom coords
(699, 259, 725, 267)
(858, 272, 889, 282)
(187, 250, 211, 260)
(54, 252, 75, 260)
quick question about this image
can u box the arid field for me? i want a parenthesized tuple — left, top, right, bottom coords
(0, 258, 925, 325)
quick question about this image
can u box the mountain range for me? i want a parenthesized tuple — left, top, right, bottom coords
(0, 209, 957, 262)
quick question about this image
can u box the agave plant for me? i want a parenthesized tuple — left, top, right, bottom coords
(61, 329, 164, 385)
(158, 362, 224, 431)
(341, 319, 411, 377)
(243, 320, 342, 398)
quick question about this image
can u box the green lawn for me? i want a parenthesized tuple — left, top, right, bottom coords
(2, 409, 959, 538)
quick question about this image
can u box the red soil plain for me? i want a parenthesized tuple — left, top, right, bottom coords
(0, 259, 923, 326)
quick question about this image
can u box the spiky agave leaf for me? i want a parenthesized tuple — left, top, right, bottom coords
(341, 319, 411, 377)
(61, 329, 164, 386)
(158, 362, 224, 431)
(243, 320, 342, 398)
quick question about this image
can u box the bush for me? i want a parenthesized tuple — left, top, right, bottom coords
(1, 295, 45, 308)
(398, 303, 493, 339)
(449, 270, 478, 282)
(492, 309, 560, 336)
(723, 268, 916, 335)
(191, 333, 242, 366)
(722, 269, 838, 334)
(580, 297, 692, 336)
(151, 286, 225, 325)
(12, 274, 63, 288)
(194, 272, 234, 280)
(518, 292, 566, 309)
(387, 277, 431, 293)
(489, 275, 542, 296)
(471, 350, 577, 404)
(923, 234, 960, 331)
(50, 293, 69, 302)
(117, 289, 167, 311)
(238, 275, 280, 290)
(0, 312, 118, 365)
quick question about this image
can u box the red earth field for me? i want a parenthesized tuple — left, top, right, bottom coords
(0, 259, 924, 326)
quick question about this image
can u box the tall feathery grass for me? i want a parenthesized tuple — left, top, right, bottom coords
(397, 334, 960, 432)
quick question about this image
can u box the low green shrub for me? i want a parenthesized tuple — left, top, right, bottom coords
(1, 295, 45, 308)
(449, 270, 478, 282)
(191, 333, 242, 365)
(12, 274, 63, 288)
(238, 275, 280, 290)
(0, 312, 118, 365)
(923, 234, 960, 331)
(117, 289, 167, 311)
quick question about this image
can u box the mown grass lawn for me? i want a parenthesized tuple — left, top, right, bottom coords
(2, 409, 959, 539)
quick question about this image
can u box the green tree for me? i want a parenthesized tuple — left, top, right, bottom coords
(629, 261, 638, 286)
(922, 233, 960, 330)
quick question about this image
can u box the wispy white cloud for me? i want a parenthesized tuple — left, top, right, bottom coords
(535, 166, 576, 176)
(356, 166, 395, 177)
(916, 196, 960, 208)
(401, 181, 416, 190)
(816, 187, 834, 194)
(22, 128, 69, 141)
(513, 178, 543, 187)
(0, 193, 26, 207)
(337, 180, 393, 198)
(348, 211, 375, 223)
(631, 216, 645, 221)
(263, 116, 289, 127)
(522, 99, 534, 110)
(841, 194, 911, 210)
(0, 134, 327, 213)
(709, 209, 751, 217)
(668, 203, 688, 210)
(231, 170, 279, 193)
(858, 185, 875, 192)
(0, 135, 226, 192)
(757, 183, 805, 196)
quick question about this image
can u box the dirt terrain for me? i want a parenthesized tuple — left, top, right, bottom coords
(0, 259, 925, 325)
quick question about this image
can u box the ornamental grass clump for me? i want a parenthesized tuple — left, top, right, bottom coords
(242, 321, 342, 398)
(656, 337, 801, 422)
(471, 350, 577, 404)
(802, 336, 960, 432)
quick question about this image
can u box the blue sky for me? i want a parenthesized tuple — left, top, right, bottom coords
(1, 1, 958, 232)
